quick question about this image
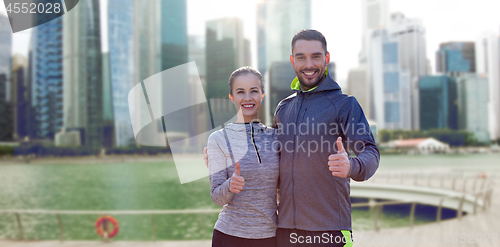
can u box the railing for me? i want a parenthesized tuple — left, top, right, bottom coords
(0, 208, 221, 242)
(1, 172, 495, 240)
(356, 171, 495, 231)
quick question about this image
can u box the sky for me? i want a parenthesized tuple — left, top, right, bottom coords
(1, 0, 500, 87)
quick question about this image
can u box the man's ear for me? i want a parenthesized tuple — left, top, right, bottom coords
(290, 55, 294, 67)
(325, 52, 330, 66)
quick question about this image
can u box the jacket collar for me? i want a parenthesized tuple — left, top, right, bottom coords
(225, 122, 267, 132)
(290, 67, 342, 93)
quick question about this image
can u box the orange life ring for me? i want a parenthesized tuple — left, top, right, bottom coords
(95, 215, 119, 238)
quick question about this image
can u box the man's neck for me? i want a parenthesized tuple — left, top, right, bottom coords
(300, 74, 326, 91)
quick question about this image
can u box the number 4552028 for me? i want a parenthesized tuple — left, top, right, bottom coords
(444, 233, 498, 244)
(6, 2, 62, 14)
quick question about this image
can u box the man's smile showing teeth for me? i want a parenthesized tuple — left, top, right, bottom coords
(242, 104, 255, 108)
(303, 71, 316, 76)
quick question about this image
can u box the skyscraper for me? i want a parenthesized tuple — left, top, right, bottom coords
(368, 29, 411, 130)
(256, 2, 267, 75)
(108, 0, 135, 147)
(188, 35, 206, 78)
(134, 0, 161, 82)
(258, 0, 311, 124)
(63, 0, 103, 147)
(30, 16, 64, 140)
(456, 74, 489, 143)
(347, 63, 370, 116)
(0, 14, 12, 140)
(0, 14, 11, 85)
(266, 61, 296, 122)
(475, 32, 500, 141)
(264, 0, 311, 71)
(419, 75, 458, 130)
(101, 52, 114, 148)
(12, 54, 28, 141)
(160, 0, 188, 71)
(361, 0, 390, 62)
(205, 17, 246, 100)
(436, 42, 476, 75)
(388, 13, 428, 130)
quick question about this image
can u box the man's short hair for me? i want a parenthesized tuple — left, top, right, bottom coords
(291, 29, 327, 55)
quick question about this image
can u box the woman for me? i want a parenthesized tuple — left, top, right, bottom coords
(207, 67, 279, 247)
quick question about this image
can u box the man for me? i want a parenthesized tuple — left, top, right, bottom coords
(272, 29, 379, 247)
(205, 29, 379, 246)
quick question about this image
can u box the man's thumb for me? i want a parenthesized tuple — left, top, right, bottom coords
(337, 137, 345, 154)
(234, 161, 240, 176)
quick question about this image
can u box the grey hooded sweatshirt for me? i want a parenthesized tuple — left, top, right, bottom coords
(207, 122, 280, 239)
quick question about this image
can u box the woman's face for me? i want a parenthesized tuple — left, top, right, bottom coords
(230, 74, 264, 123)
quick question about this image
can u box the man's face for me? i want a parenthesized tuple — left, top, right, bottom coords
(290, 40, 330, 91)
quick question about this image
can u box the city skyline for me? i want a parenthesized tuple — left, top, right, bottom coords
(1, 0, 499, 87)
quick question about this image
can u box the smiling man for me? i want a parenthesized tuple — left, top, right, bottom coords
(272, 29, 380, 247)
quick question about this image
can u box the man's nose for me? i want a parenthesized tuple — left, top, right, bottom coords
(305, 57, 314, 68)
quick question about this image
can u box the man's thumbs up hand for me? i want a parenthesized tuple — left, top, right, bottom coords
(328, 137, 351, 178)
(230, 161, 245, 193)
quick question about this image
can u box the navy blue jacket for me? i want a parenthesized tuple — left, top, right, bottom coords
(272, 72, 380, 231)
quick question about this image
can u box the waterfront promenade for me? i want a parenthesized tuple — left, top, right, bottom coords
(0, 158, 498, 247)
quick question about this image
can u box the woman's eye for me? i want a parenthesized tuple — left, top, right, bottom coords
(251, 90, 258, 93)
(237, 91, 244, 94)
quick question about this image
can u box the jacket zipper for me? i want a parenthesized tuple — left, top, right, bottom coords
(250, 123, 262, 163)
(291, 94, 306, 227)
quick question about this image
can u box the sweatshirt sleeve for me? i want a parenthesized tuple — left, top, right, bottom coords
(338, 96, 380, 181)
(207, 132, 235, 207)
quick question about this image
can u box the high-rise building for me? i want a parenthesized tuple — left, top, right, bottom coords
(205, 18, 247, 126)
(347, 63, 370, 116)
(436, 42, 476, 75)
(134, 0, 161, 82)
(101, 52, 114, 148)
(456, 73, 489, 143)
(364, 12, 427, 130)
(205, 17, 246, 100)
(258, 0, 311, 123)
(256, 2, 267, 75)
(327, 62, 337, 82)
(30, 16, 64, 140)
(419, 75, 458, 130)
(368, 29, 411, 130)
(12, 54, 28, 141)
(388, 13, 428, 130)
(160, 0, 188, 71)
(159, 0, 190, 136)
(266, 61, 296, 122)
(361, 0, 390, 62)
(188, 35, 206, 78)
(0, 14, 12, 140)
(475, 32, 500, 141)
(264, 0, 311, 70)
(108, 0, 135, 147)
(62, 0, 103, 147)
(0, 14, 11, 99)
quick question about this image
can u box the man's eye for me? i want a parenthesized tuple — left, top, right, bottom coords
(296, 56, 304, 60)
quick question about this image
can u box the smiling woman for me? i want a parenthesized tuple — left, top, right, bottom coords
(207, 66, 280, 247)
(228, 67, 265, 123)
